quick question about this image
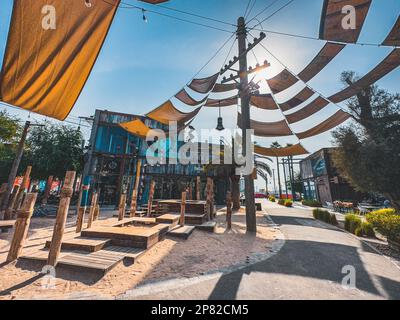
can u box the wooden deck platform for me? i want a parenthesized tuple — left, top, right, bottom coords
(111, 217, 156, 227)
(196, 221, 217, 233)
(81, 225, 168, 249)
(45, 237, 111, 252)
(0, 220, 16, 232)
(167, 225, 195, 240)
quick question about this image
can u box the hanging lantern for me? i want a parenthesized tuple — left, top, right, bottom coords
(215, 101, 225, 131)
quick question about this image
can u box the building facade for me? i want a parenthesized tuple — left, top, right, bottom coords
(300, 148, 363, 205)
(83, 110, 232, 206)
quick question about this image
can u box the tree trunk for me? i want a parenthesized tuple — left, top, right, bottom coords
(230, 175, 240, 211)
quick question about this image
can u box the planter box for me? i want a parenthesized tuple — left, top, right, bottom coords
(388, 237, 400, 253)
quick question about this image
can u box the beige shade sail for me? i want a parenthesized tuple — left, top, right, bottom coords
(250, 94, 279, 110)
(212, 83, 237, 93)
(286, 97, 330, 124)
(238, 113, 293, 137)
(255, 144, 309, 157)
(0, 0, 120, 120)
(329, 48, 400, 103)
(280, 87, 315, 112)
(146, 100, 201, 125)
(188, 73, 219, 94)
(266, 42, 344, 94)
(267, 70, 298, 94)
(205, 96, 238, 107)
(382, 16, 400, 46)
(296, 110, 352, 139)
(319, 0, 372, 43)
(175, 89, 207, 106)
(298, 42, 346, 82)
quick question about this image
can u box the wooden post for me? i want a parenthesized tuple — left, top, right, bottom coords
(118, 193, 127, 221)
(147, 180, 155, 217)
(226, 191, 233, 230)
(87, 192, 98, 228)
(42, 176, 54, 205)
(188, 184, 193, 201)
(6, 193, 38, 262)
(47, 171, 76, 267)
(196, 176, 201, 200)
(180, 191, 186, 226)
(130, 159, 142, 217)
(75, 186, 84, 233)
(4, 185, 20, 221)
(14, 166, 32, 210)
(231, 175, 241, 211)
(94, 203, 100, 221)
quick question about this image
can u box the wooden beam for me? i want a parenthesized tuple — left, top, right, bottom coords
(147, 180, 155, 218)
(180, 191, 187, 226)
(6, 193, 38, 262)
(226, 191, 233, 230)
(118, 193, 127, 221)
(87, 192, 98, 228)
(47, 171, 76, 267)
(130, 159, 142, 217)
(4, 185, 20, 221)
(75, 186, 84, 233)
(14, 166, 32, 210)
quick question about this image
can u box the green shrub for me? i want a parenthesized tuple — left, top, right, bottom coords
(366, 209, 400, 240)
(269, 195, 276, 202)
(302, 199, 322, 208)
(355, 227, 363, 237)
(361, 222, 375, 237)
(284, 199, 293, 207)
(330, 213, 338, 226)
(278, 199, 285, 206)
(345, 214, 362, 234)
(313, 209, 332, 224)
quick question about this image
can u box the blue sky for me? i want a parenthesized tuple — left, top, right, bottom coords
(0, 0, 399, 190)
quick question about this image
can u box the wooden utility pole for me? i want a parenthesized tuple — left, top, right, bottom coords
(42, 175, 54, 205)
(7, 193, 38, 262)
(237, 17, 257, 233)
(14, 166, 32, 210)
(147, 180, 155, 217)
(47, 171, 76, 267)
(1, 121, 30, 214)
(180, 191, 186, 226)
(118, 193, 126, 221)
(87, 192, 98, 228)
(130, 159, 142, 217)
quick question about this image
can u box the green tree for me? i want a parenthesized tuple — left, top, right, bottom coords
(332, 72, 400, 211)
(0, 110, 22, 182)
(25, 124, 84, 179)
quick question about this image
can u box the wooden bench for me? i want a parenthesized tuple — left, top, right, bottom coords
(0, 220, 16, 233)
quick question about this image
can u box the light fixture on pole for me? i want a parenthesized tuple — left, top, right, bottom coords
(215, 101, 225, 131)
(142, 9, 148, 23)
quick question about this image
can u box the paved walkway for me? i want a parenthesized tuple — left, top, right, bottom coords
(120, 200, 400, 300)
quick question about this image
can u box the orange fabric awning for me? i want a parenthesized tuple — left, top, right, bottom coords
(119, 119, 152, 138)
(238, 113, 293, 137)
(329, 49, 400, 103)
(250, 94, 279, 110)
(146, 100, 201, 125)
(255, 144, 309, 157)
(0, 0, 120, 120)
(319, 0, 372, 43)
(280, 87, 315, 112)
(286, 97, 330, 124)
(296, 110, 352, 139)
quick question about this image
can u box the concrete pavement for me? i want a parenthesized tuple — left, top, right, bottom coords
(120, 200, 400, 300)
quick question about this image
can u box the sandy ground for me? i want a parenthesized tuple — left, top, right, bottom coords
(0, 207, 276, 300)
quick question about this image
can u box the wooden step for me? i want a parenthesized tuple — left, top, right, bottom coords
(20, 248, 121, 275)
(101, 246, 146, 263)
(167, 225, 195, 240)
(0, 220, 15, 232)
(111, 217, 157, 227)
(196, 221, 217, 233)
(155, 214, 180, 227)
(45, 237, 111, 253)
(81, 226, 165, 249)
